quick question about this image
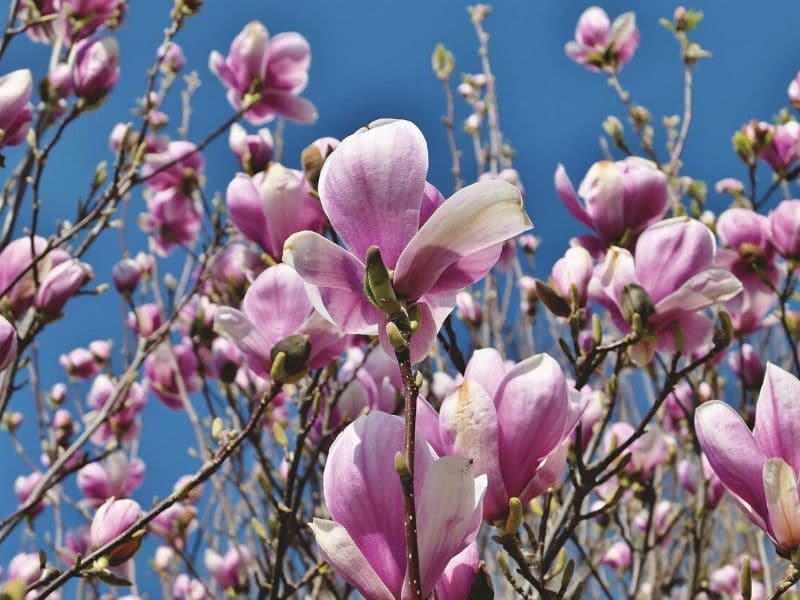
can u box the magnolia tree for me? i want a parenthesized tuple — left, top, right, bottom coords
(1, 1, 800, 599)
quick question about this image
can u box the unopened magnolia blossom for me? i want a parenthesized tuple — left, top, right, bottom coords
(564, 6, 640, 72)
(284, 119, 532, 363)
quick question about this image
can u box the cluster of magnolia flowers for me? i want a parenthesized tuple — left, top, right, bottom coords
(5, 2, 800, 600)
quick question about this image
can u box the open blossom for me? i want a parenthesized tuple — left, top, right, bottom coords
(284, 119, 531, 363)
(158, 41, 185, 74)
(14, 471, 46, 516)
(57, 0, 124, 43)
(144, 340, 201, 410)
(696, 363, 800, 554)
(565, 7, 640, 72)
(89, 498, 143, 565)
(594, 217, 742, 364)
(225, 165, 325, 260)
(229, 122, 273, 173)
(85, 375, 147, 445)
(0, 69, 33, 151)
(6, 552, 41, 586)
(142, 141, 204, 193)
(310, 411, 486, 600)
(555, 158, 669, 252)
(769, 199, 800, 259)
(715, 208, 777, 335)
(209, 21, 316, 124)
(214, 264, 346, 379)
(139, 188, 203, 255)
(433, 349, 584, 521)
(77, 453, 145, 507)
(0, 236, 62, 317)
(760, 120, 800, 173)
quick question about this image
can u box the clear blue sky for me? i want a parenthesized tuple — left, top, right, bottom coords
(1, 0, 798, 595)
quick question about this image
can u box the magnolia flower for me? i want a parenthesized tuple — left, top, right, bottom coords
(143, 340, 201, 410)
(0, 69, 33, 151)
(555, 158, 669, 251)
(142, 141, 204, 193)
(89, 498, 144, 565)
(565, 7, 640, 72)
(158, 41, 186, 74)
(139, 188, 203, 256)
(57, 0, 124, 43)
(310, 411, 486, 599)
(209, 21, 316, 124)
(760, 120, 800, 173)
(696, 363, 800, 554)
(769, 199, 800, 260)
(84, 375, 147, 445)
(228, 123, 273, 173)
(593, 217, 742, 363)
(790, 71, 800, 109)
(225, 165, 325, 260)
(0, 315, 17, 372)
(69, 36, 120, 102)
(34, 258, 94, 315)
(602, 541, 631, 570)
(715, 208, 777, 335)
(284, 119, 531, 363)
(204, 546, 250, 591)
(77, 453, 145, 507)
(434, 349, 584, 521)
(215, 264, 345, 381)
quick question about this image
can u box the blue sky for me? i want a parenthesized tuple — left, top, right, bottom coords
(1, 0, 799, 594)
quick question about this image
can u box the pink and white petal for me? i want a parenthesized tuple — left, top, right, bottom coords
(283, 231, 378, 334)
(318, 119, 428, 267)
(518, 439, 569, 505)
(439, 380, 507, 521)
(394, 180, 531, 301)
(262, 90, 317, 123)
(323, 412, 436, 598)
(377, 300, 450, 365)
(310, 519, 395, 600)
(695, 401, 768, 521)
(416, 396, 444, 455)
(266, 32, 311, 93)
(762, 458, 800, 552)
(414, 457, 486, 598)
(433, 543, 480, 600)
(555, 164, 595, 230)
(753, 363, 800, 473)
(226, 173, 270, 250)
(426, 244, 503, 298)
(655, 313, 713, 358)
(214, 307, 273, 373)
(242, 264, 312, 345)
(208, 51, 238, 90)
(463, 347, 507, 401)
(652, 269, 743, 325)
(298, 311, 347, 369)
(418, 181, 445, 227)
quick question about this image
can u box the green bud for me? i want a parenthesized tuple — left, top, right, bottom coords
(740, 556, 752, 600)
(386, 321, 407, 350)
(504, 497, 522, 535)
(270, 334, 311, 381)
(592, 313, 603, 346)
(364, 246, 402, 316)
(431, 44, 455, 80)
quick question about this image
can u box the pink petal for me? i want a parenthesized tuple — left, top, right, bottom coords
(266, 32, 311, 93)
(283, 231, 379, 335)
(652, 268, 743, 325)
(463, 348, 507, 400)
(242, 264, 312, 345)
(753, 363, 800, 473)
(695, 401, 768, 522)
(554, 164, 595, 230)
(213, 307, 272, 375)
(393, 179, 531, 302)
(763, 458, 800, 552)
(439, 380, 507, 521)
(318, 119, 428, 267)
(261, 89, 317, 123)
(310, 519, 395, 600)
(226, 173, 270, 251)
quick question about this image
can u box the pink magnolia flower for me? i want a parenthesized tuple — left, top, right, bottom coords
(142, 140, 204, 193)
(696, 363, 800, 554)
(214, 264, 346, 379)
(0, 69, 33, 151)
(225, 165, 325, 260)
(455, 290, 482, 326)
(603, 422, 673, 480)
(677, 455, 725, 509)
(57, 0, 124, 43)
(601, 541, 631, 570)
(139, 188, 203, 255)
(593, 217, 742, 364)
(144, 340, 201, 410)
(715, 208, 777, 335)
(89, 498, 143, 565)
(769, 199, 800, 259)
(60, 346, 101, 379)
(204, 546, 250, 591)
(149, 502, 195, 547)
(127, 303, 163, 338)
(207, 242, 266, 302)
(550, 246, 593, 305)
(17, 0, 57, 43)
(69, 35, 120, 102)
(790, 71, 800, 110)
(284, 119, 531, 363)
(112, 257, 141, 295)
(6, 552, 41, 586)
(34, 258, 93, 315)
(760, 120, 800, 173)
(158, 41, 185, 74)
(173, 574, 210, 600)
(14, 471, 46, 517)
(565, 7, 640, 72)
(728, 343, 765, 389)
(555, 158, 669, 251)
(229, 123, 273, 173)
(310, 411, 486, 600)
(209, 21, 316, 125)
(0, 236, 60, 317)
(77, 453, 145, 507)
(435, 349, 584, 521)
